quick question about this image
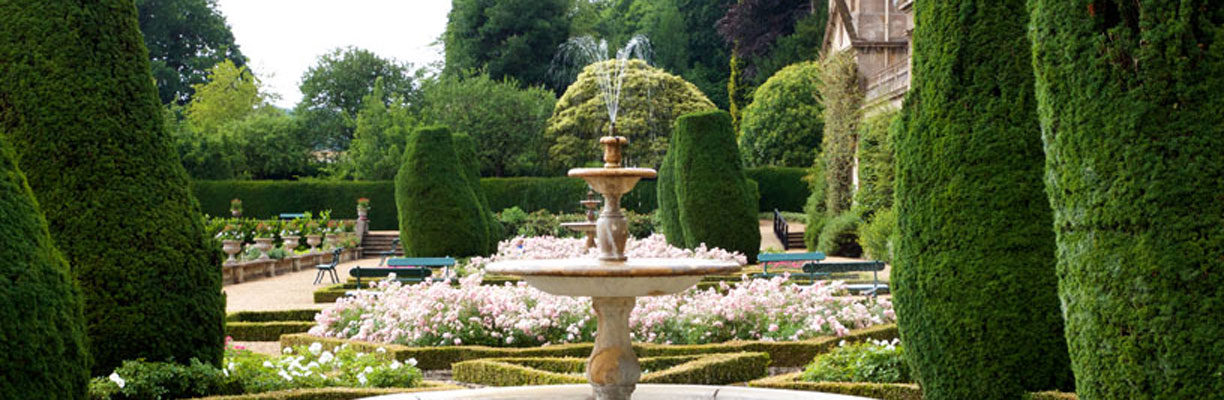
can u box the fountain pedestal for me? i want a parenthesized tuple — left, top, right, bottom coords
(589, 297, 639, 399)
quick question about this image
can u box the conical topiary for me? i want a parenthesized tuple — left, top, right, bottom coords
(0, 136, 89, 399)
(0, 0, 225, 374)
(656, 148, 686, 248)
(669, 110, 760, 263)
(893, 1, 1073, 398)
(454, 133, 502, 253)
(1030, 2, 1224, 397)
(396, 126, 492, 257)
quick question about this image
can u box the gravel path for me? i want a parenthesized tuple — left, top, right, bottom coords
(224, 256, 383, 313)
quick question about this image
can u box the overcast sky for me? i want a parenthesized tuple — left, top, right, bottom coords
(215, 0, 451, 108)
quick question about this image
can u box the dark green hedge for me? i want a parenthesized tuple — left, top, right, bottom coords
(452, 352, 769, 387)
(193, 181, 397, 230)
(395, 126, 491, 257)
(282, 324, 897, 370)
(750, 373, 1079, 400)
(894, 1, 1072, 398)
(1029, 2, 1224, 398)
(225, 322, 315, 342)
(0, 136, 89, 398)
(0, 0, 225, 375)
(666, 110, 761, 263)
(225, 310, 320, 323)
(744, 167, 808, 212)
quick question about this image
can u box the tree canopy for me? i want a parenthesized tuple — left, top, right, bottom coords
(296, 46, 422, 150)
(136, 0, 245, 105)
(185, 59, 267, 135)
(739, 60, 822, 168)
(444, 0, 572, 93)
(422, 74, 556, 177)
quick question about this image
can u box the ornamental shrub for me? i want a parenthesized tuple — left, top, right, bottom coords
(853, 110, 898, 220)
(546, 59, 716, 171)
(454, 134, 503, 253)
(801, 339, 910, 384)
(395, 126, 492, 257)
(802, 158, 828, 250)
(817, 51, 862, 215)
(0, 137, 89, 399)
(744, 167, 809, 212)
(739, 61, 823, 168)
(0, 0, 226, 374)
(893, 1, 1072, 398)
(816, 210, 862, 258)
(667, 110, 761, 263)
(1029, 2, 1224, 398)
(857, 206, 896, 264)
(657, 148, 686, 247)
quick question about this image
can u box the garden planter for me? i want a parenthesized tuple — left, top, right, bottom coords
(325, 234, 340, 249)
(254, 238, 274, 260)
(222, 240, 243, 265)
(307, 235, 322, 253)
(282, 235, 301, 252)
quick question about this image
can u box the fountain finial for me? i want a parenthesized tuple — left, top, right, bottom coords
(600, 136, 628, 168)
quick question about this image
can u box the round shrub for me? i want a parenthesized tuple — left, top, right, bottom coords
(546, 59, 716, 171)
(0, 0, 226, 374)
(89, 359, 241, 400)
(1030, 2, 1224, 398)
(666, 110, 761, 263)
(739, 61, 823, 168)
(894, 1, 1072, 398)
(816, 210, 862, 258)
(0, 137, 89, 399)
(395, 126, 492, 257)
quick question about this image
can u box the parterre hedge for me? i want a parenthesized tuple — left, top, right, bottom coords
(452, 352, 770, 387)
(1029, 2, 1224, 398)
(749, 373, 1079, 400)
(1, 0, 225, 374)
(226, 322, 316, 342)
(894, 0, 1072, 398)
(192, 384, 463, 400)
(281, 324, 898, 370)
(226, 310, 321, 323)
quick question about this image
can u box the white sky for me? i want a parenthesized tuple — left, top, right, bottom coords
(215, 0, 451, 108)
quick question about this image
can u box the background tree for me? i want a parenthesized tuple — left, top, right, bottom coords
(739, 60, 822, 167)
(136, 0, 245, 105)
(718, 0, 820, 128)
(893, 1, 1073, 398)
(1030, 1, 1224, 398)
(444, 0, 571, 93)
(220, 111, 316, 180)
(296, 47, 421, 150)
(817, 50, 861, 216)
(329, 79, 419, 181)
(547, 60, 716, 171)
(0, 136, 90, 399)
(0, 0, 226, 374)
(185, 59, 267, 135)
(674, 0, 736, 110)
(421, 74, 556, 177)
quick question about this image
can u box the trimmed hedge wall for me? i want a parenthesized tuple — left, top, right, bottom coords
(226, 322, 315, 342)
(1, 0, 225, 374)
(452, 352, 770, 387)
(894, 0, 1072, 398)
(193, 383, 463, 400)
(281, 324, 897, 370)
(226, 310, 321, 323)
(1029, 2, 1224, 398)
(749, 373, 1080, 400)
(395, 126, 491, 257)
(0, 135, 89, 398)
(745, 167, 807, 212)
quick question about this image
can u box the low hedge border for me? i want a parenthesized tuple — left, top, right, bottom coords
(227, 321, 316, 342)
(452, 352, 770, 387)
(314, 276, 528, 303)
(748, 373, 1078, 400)
(283, 324, 898, 370)
(192, 382, 463, 400)
(226, 310, 320, 323)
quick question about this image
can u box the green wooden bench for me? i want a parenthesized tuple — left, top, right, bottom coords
(756, 252, 888, 295)
(349, 257, 457, 289)
(279, 213, 306, 220)
(756, 252, 828, 280)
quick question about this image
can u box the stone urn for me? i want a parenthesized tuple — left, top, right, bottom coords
(221, 240, 243, 265)
(357, 208, 368, 220)
(282, 235, 301, 253)
(306, 235, 322, 253)
(253, 238, 275, 259)
(325, 233, 340, 249)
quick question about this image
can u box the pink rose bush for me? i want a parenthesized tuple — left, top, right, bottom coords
(310, 275, 894, 347)
(467, 234, 748, 269)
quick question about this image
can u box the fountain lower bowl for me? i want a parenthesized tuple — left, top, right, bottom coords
(485, 258, 741, 297)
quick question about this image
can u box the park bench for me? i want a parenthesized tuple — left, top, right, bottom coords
(756, 252, 888, 295)
(349, 257, 457, 289)
(377, 238, 401, 266)
(279, 213, 306, 220)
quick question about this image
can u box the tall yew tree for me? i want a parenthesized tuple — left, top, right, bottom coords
(0, 0, 225, 374)
(1030, 1, 1224, 398)
(893, 1, 1072, 398)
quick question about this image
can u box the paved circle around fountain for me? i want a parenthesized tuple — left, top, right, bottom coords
(366, 384, 877, 400)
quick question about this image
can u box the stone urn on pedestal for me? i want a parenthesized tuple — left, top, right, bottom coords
(282, 236, 301, 270)
(306, 235, 322, 253)
(222, 240, 243, 265)
(253, 238, 274, 260)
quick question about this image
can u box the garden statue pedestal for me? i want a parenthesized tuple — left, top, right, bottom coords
(253, 238, 274, 260)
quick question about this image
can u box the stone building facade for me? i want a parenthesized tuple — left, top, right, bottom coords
(822, 0, 913, 112)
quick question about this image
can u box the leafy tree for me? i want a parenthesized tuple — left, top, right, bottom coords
(716, 0, 812, 79)
(329, 79, 419, 181)
(422, 74, 556, 177)
(1029, 1, 1224, 398)
(0, 136, 90, 399)
(296, 47, 421, 149)
(739, 61, 822, 168)
(0, 0, 226, 374)
(185, 59, 267, 135)
(136, 0, 245, 105)
(752, 8, 827, 86)
(853, 109, 898, 219)
(444, 0, 572, 92)
(547, 60, 716, 171)
(675, 0, 736, 110)
(818, 50, 861, 215)
(894, 0, 1073, 398)
(221, 111, 316, 180)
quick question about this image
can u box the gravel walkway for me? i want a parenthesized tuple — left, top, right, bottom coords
(224, 256, 383, 313)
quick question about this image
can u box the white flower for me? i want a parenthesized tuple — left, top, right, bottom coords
(364, 366, 374, 374)
(282, 347, 293, 355)
(839, 340, 847, 347)
(390, 360, 402, 370)
(108, 372, 126, 389)
(407, 358, 418, 367)
(308, 342, 323, 355)
(263, 361, 274, 368)
(228, 362, 236, 371)
(357, 373, 368, 385)
(319, 351, 335, 364)
(376, 347, 387, 354)
(278, 370, 294, 381)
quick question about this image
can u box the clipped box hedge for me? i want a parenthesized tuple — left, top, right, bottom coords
(226, 321, 316, 342)
(453, 352, 769, 387)
(192, 382, 463, 400)
(745, 167, 809, 212)
(749, 373, 1079, 400)
(282, 324, 898, 370)
(226, 309, 320, 323)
